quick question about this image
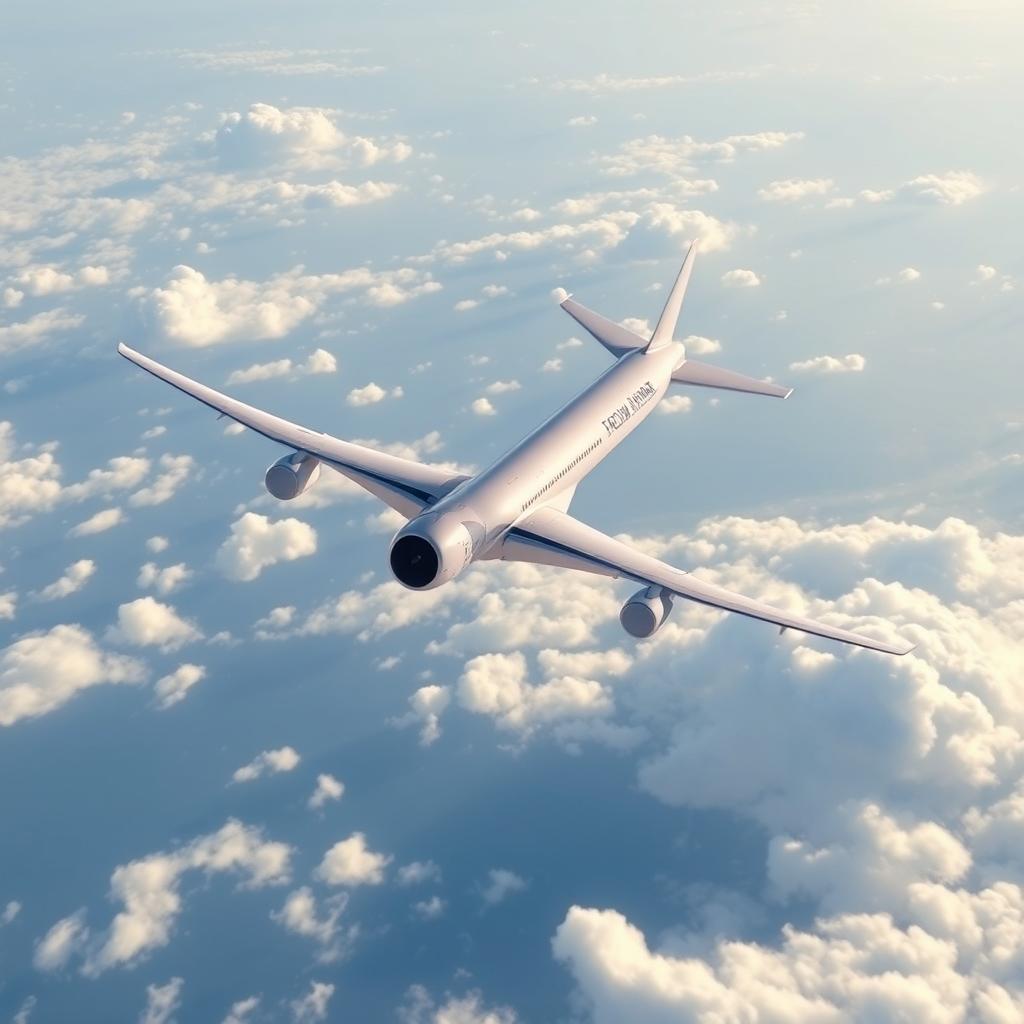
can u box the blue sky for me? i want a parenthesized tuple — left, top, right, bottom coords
(1, 2, 1023, 1022)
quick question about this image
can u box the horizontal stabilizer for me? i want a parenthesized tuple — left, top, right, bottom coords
(671, 360, 792, 399)
(560, 297, 648, 358)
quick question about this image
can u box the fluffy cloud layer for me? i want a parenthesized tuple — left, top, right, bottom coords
(216, 512, 317, 582)
(315, 832, 392, 887)
(232, 746, 301, 783)
(1, 624, 144, 727)
(214, 102, 412, 171)
(109, 597, 201, 651)
(37, 819, 292, 974)
(152, 265, 440, 347)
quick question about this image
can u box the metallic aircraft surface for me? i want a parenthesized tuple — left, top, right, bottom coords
(119, 241, 914, 655)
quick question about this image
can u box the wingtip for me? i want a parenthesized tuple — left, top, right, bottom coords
(782, 386, 794, 400)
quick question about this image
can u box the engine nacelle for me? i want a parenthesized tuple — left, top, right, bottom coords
(389, 509, 481, 590)
(265, 452, 320, 500)
(620, 586, 673, 638)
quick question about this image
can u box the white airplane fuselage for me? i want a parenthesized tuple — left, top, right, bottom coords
(389, 341, 683, 589)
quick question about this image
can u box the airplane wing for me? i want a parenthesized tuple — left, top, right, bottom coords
(118, 343, 469, 518)
(500, 506, 915, 655)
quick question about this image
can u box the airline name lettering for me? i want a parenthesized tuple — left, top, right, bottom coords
(601, 381, 656, 435)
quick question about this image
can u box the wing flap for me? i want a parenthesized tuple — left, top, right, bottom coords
(505, 507, 914, 655)
(118, 343, 468, 516)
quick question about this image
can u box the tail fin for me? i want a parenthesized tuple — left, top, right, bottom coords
(647, 239, 699, 352)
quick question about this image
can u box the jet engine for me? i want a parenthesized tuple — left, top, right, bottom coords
(389, 509, 482, 590)
(265, 452, 320, 500)
(620, 586, 673, 638)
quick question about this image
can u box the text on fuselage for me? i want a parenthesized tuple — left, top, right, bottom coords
(600, 381, 656, 435)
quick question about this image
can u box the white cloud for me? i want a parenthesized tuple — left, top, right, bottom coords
(397, 861, 442, 887)
(146, 536, 169, 553)
(767, 801, 970, 915)
(553, 896, 1024, 1023)
(789, 353, 866, 374)
(454, 299, 479, 312)
(721, 268, 761, 288)
(426, 212, 642, 264)
(226, 348, 337, 385)
(308, 773, 345, 810)
(129, 454, 194, 507)
(485, 379, 520, 395)
(62, 455, 150, 503)
(542, 358, 563, 373)
(0, 590, 17, 620)
(315, 832, 391, 887)
(976, 264, 998, 281)
(216, 512, 317, 582)
(2, 900, 21, 925)
(290, 981, 334, 1023)
(479, 868, 527, 907)
(758, 177, 834, 202)
(140, 977, 184, 1024)
(657, 394, 692, 415)
(0, 309, 85, 356)
(1, 624, 144, 727)
(109, 597, 201, 651)
(137, 562, 192, 595)
(412, 895, 445, 920)
(272, 887, 352, 961)
(459, 651, 614, 739)
(346, 382, 403, 406)
(152, 265, 440, 347)
(641, 204, 739, 253)
(681, 334, 721, 355)
(390, 684, 451, 746)
(221, 996, 260, 1024)
(153, 664, 206, 710)
(13, 263, 111, 296)
(471, 397, 496, 416)
(34, 910, 89, 970)
(904, 170, 986, 205)
(214, 102, 410, 171)
(568, 115, 598, 126)
(398, 987, 518, 1024)
(74, 820, 291, 975)
(180, 49, 383, 77)
(877, 267, 922, 286)
(598, 130, 803, 176)
(232, 746, 300, 783)
(0, 422, 64, 529)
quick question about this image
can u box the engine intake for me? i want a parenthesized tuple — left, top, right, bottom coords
(389, 509, 479, 590)
(265, 452, 320, 500)
(620, 586, 673, 638)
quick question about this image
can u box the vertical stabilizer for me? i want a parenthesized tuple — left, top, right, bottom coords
(647, 239, 699, 352)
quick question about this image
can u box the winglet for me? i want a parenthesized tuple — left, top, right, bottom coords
(648, 238, 699, 352)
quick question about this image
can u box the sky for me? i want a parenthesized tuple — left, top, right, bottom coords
(1, 1, 1023, 1021)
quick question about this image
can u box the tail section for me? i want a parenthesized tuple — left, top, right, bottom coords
(647, 238, 699, 352)
(558, 240, 701, 358)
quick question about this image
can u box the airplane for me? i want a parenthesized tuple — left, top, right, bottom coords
(119, 240, 914, 656)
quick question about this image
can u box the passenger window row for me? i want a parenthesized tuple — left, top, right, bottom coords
(521, 437, 603, 513)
